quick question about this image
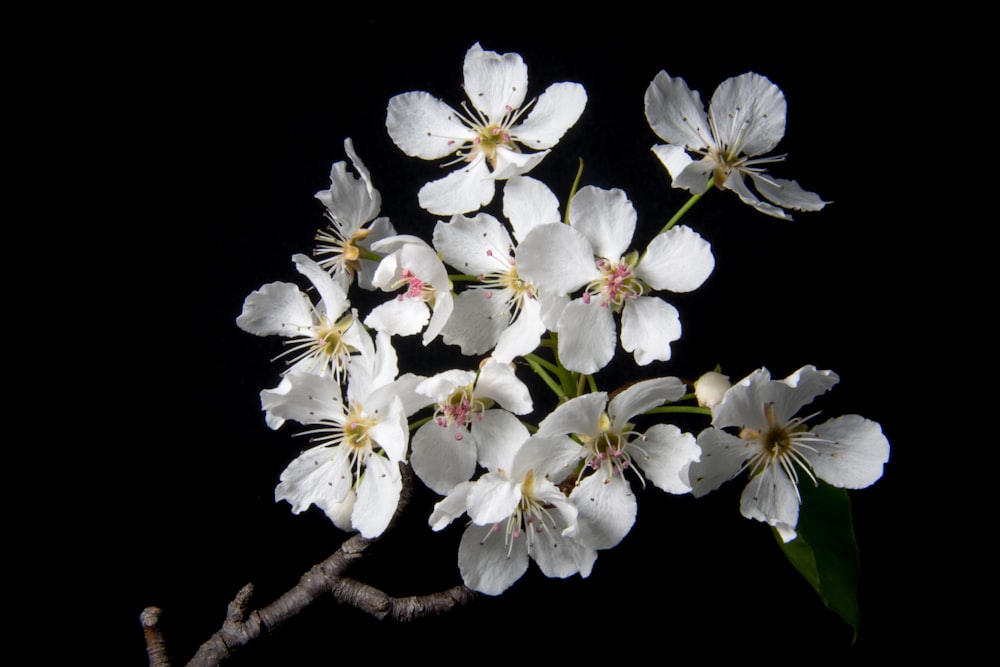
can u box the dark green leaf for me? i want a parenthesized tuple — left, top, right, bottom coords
(774, 480, 861, 643)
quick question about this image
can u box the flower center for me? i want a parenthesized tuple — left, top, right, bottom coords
(433, 384, 487, 440)
(473, 122, 516, 167)
(577, 413, 648, 487)
(315, 220, 373, 278)
(583, 252, 645, 311)
(478, 257, 538, 322)
(484, 470, 562, 556)
(344, 403, 377, 451)
(393, 268, 436, 303)
(276, 312, 358, 381)
(738, 402, 824, 494)
(441, 100, 536, 171)
(294, 401, 380, 489)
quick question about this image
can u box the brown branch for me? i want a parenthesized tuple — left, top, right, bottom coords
(143, 463, 479, 666)
(141, 606, 171, 667)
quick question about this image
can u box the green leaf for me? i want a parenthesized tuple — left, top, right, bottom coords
(774, 481, 861, 643)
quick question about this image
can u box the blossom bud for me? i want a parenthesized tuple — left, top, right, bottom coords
(694, 370, 730, 408)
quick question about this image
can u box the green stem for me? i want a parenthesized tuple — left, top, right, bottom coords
(408, 414, 434, 431)
(359, 248, 384, 262)
(524, 355, 567, 401)
(565, 158, 585, 224)
(646, 405, 713, 417)
(448, 274, 480, 282)
(659, 188, 708, 235)
(524, 353, 561, 375)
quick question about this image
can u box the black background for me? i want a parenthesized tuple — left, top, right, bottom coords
(103, 15, 959, 664)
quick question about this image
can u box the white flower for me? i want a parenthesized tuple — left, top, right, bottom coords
(535, 377, 701, 549)
(644, 71, 826, 220)
(386, 42, 587, 215)
(429, 428, 595, 596)
(433, 176, 561, 362)
(689, 365, 890, 542)
(236, 253, 373, 427)
(516, 185, 715, 374)
(313, 138, 397, 291)
(267, 332, 411, 539)
(364, 235, 454, 346)
(411, 359, 533, 495)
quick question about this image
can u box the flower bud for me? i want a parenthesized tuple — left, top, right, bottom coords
(694, 370, 730, 408)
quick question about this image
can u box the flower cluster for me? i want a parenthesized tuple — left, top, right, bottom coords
(237, 43, 889, 597)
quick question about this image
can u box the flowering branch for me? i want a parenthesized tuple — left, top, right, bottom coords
(151, 42, 893, 663)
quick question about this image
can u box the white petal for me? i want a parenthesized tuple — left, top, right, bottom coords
(570, 473, 636, 550)
(556, 298, 617, 374)
(651, 143, 695, 185)
(644, 71, 711, 149)
(527, 486, 596, 579)
(366, 397, 409, 463)
(689, 428, 753, 497)
(418, 159, 496, 215)
(429, 481, 472, 531)
(502, 175, 561, 242)
(725, 172, 789, 219)
(386, 91, 474, 159)
(321, 491, 356, 532)
(516, 223, 597, 295)
(673, 158, 715, 193)
(260, 376, 292, 430)
(608, 376, 687, 425)
(440, 289, 507, 355)
(568, 186, 635, 261)
(355, 218, 398, 291)
(739, 465, 800, 542)
(274, 444, 353, 514)
(462, 42, 528, 120)
(475, 359, 533, 414)
(349, 329, 400, 401)
(537, 392, 607, 439)
(433, 212, 512, 277)
(466, 473, 521, 525)
(714, 365, 839, 431)
(710, 72, 786, 157)
(314, 138, 381, 227)
(491, 296, 546, 363)
(458, 521, 529, 595)
(635, 424, 700, 494)
(530, 521, 596, 580)
(473, 410, 530, 475)
(537, 291, 569, 330)
(750, 174, 827, 213)
(415, 369, 476, 403)
(352, 454, 402, 538)
(236, 281, 312, 336)
(509, 434, 586, 481)
(636, 225, 715, 293)
(293, 253, 349, 319)
(364, 298, 429, 336)
(411, 421, 479, 495)
(490, 147, 549, 180)
(424, 289, 454, 346)
(806, 415, 890, 489)
(512, 82, 587, 149)
(385, 372, 431, 417)
(264, 372, 345, 425)
(619, 296, 681, 366)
